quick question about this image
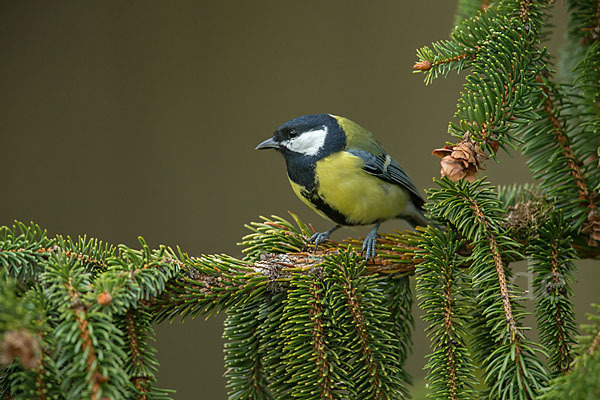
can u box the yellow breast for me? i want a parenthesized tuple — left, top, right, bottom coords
(312, 151, 409, 225)
(288, 179, 331, 221)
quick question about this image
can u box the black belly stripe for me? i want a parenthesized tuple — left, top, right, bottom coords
(289, 162, 352, 226)
(302, 189, 351, 226)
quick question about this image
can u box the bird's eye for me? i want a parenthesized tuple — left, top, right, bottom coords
(289, 129, 298, 138)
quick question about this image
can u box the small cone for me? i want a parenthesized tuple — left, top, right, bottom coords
(433, 133, 487, 182)
(413, 60, 432, 71)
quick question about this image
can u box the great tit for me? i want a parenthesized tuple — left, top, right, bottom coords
(256, 114, 427, 261)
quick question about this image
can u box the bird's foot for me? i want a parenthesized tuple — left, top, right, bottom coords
(308, 231, 331, 251)
(306, 225, 341, 252)
(361, 223, 381, 262)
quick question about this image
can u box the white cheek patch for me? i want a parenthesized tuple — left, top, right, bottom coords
(284, 126, 328, 156)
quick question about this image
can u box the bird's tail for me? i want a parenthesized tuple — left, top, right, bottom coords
(405, 209, 430, 228)
(403, 202, 430, 229)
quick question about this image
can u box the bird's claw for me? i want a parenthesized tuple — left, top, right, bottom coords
(361, 230, 379, 262)
(308, 231, 331, 252)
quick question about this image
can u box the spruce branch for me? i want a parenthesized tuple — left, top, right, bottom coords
(418, 0, 600, 211)
(529, 213, 578, 375)
(40, 251, 131, 400)
(0, 205, 594, 400)
(152, 253, 271, 322)
(337, 253, 384, 399)
(0, 225, 180, 399)
(417, 227, 477, 400)
(505, 0, 599, 243)
(0, 222, 52, 281)
(280, 274, 337, 399)
(454, 0, 490, 26)
(257, 293, 288, 398)
(223, 300, 271, 400)
(95, 238, 182, 314)
(414, 10, 517, 84)
(305, 278, 333, 399)
(417, 4, 549, 182)
(117, 309, 171, 400)
(55, 234, 117, 275)
(152, 217, 417, 399)
(413, 6, 597, 393)
(152, 209, 600, 329)
(323, 249, 407, 399)
(564, 0, 600, 244)
(381, 275, 414, 387)
(538, 303, 600, 399)
(6, 287, 62, 400)
(428, 178, 549, 399)
(153, 213, 423, 325)
(0, 221, 118, 282)
(241, 214, 313, 262)
(522, 74, 598, 234)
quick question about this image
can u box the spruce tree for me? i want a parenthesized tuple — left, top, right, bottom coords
(1, 0, 599, 398)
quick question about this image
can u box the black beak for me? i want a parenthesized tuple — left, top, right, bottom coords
(255, 137, 279, 150)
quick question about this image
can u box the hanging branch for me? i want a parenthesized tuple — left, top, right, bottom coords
(381, 275, 414, 388)
(323, 249, 407, 399)
(416, 227, 477, 400)
(565, 0, 600, 243)
(0, 279, 61, 399)
(529, 213, 578, 375)
(280, 274, 337, 399)
(116, 309, 171, 399)
(223, 300, 271, 400)
(520, 73, 598, 238)
(427, 178, 548, 399)
(148, 217, 416, 399)
(257, 293, 288, 398)
(538, 304, 600, 399)
(40, 252, 131, 400)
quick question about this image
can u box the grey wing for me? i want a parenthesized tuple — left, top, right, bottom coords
(347, 149, 425, 210)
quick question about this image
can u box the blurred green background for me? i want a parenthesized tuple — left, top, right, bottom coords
(1, 1, 597, 399)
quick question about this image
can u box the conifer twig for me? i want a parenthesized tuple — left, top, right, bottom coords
(65, 281, 107, 400)
(536, 75, 597, 220)
(307, 279, 333, 400)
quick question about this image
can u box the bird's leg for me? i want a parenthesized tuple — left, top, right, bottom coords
(361, 222, 381, 262)
(308, 224, 341, 252)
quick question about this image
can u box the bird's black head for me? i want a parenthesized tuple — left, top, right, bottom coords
(256, 114, 346, 160)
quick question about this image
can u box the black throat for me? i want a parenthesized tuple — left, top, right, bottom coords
(285, 154, 318, 191)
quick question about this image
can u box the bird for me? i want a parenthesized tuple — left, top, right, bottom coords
(256, 114, 427, 261)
